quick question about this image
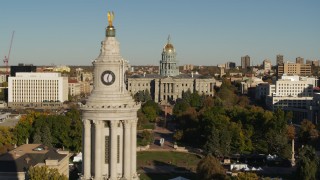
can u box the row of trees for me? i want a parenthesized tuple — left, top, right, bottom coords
(173, 80, 319, 159)
(0, 107, 82, 153)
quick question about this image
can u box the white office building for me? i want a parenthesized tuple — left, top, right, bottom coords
(266, 75, 317, 122)
(8, 72, 68, 109)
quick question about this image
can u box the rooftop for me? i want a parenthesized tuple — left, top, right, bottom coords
(0, 144, 67, 172)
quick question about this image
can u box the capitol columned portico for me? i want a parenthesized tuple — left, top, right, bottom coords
(81, 11, 140, 180)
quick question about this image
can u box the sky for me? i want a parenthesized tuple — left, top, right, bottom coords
(0, 0, 319, 66)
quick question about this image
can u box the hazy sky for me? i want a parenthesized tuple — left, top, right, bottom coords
(1, 0, 319, 66)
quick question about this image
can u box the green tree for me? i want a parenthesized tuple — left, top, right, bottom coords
(173, 130, 183, 141)
(196, 154, 226, 180)
(66, 106, 82, 152)
(140, 130, 154, 146)
(296, 145, 319, 180)
(137, 109, 148, 129)
(203, 127, 221, 156)
(41, 125, 52, 147)
(32, 128, 42, 144)
(144, 89, 152, 102)
(142, 106, 157, 122)
(173, 99, 190, 116)
(28, 166, 68, 180)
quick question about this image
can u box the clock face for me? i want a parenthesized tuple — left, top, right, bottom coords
(101, 70, 115, 85)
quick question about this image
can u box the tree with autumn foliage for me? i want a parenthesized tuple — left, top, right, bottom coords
(28, 166, 67, 180)
(196, 154, 226, 180)
(298, 119, 319, 146)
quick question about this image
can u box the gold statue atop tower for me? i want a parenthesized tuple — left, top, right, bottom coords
(107, 11, 115, 26)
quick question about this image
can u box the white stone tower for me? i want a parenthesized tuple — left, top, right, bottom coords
(81, 12, 140, 180)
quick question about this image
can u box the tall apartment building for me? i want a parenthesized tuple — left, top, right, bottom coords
(276, 54, 284, 65)
(277, 62, 311, 77)
(263, 59, 272, 72)
(296, 57, 304, 64)
(241, 55, 250, 69)
(8, 72, 68, 109)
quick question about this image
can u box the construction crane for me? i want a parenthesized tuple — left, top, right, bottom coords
(3, 31, 15, 76)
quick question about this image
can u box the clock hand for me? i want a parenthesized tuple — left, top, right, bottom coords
(107, 74, 110, 82)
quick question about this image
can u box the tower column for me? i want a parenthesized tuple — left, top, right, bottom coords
(110, 121, 118, 180)
(123, 120, 131, 179)
(131, 119, 138, 178)
(94, 121, 103, 179)
(83, 119, 91, 179)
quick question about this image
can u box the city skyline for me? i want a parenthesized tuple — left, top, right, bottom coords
(1, 0, 319, 66)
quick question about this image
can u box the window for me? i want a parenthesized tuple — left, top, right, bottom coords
(117, 135, 120, 163)
(105, 136, 110, 164)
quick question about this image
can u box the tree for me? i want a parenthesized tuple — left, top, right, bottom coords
(296, 145, 319, 180)
(0, 126, 15, 147)
(137, 109, 148, 129)
(203, 127, 221, 157)
(139, 130, 154, 146)
(237, 172, 259, 180)
(0, 126, 15, 154)
(14, 116, 33, 145)
(196, 154, 226, 180)
(32, 128, 42, 144)
(142, 106, 157, 122)
(173, 99, 190, 116)
(41, 125, 52, 147)
(299, 119, 318, 145)
(173, 130, 183, 141)
(28, 166, 68, 180)
(66, 106, 82, 152)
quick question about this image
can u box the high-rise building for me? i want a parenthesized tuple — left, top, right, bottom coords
(80, 12, 140, 180)
(263, 59, 272, 72)
(296, 57, 304, 64)
(276, 54, 284, 65)
(241, 55, 250, 69)
(159, 36, 179, 76)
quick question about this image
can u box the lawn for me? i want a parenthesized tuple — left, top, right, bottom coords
(137, 151, 201, 180)
(139, 173, 197, 180)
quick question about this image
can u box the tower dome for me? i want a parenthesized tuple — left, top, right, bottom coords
(159, 35, 179, 77)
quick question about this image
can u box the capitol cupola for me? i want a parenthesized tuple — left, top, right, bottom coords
(159, 35, 179, 77)
(163, 36, 175, 53)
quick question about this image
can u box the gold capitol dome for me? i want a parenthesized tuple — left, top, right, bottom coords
(163, 35, 175, 53)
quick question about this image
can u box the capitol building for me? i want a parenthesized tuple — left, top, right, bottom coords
(127, 37, 216, 103)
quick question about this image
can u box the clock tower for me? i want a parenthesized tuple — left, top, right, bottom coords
(81, 12, 140, 180)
